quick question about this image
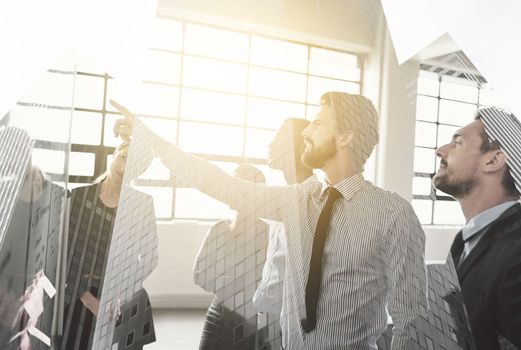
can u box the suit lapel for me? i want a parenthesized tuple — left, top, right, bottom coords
(457, 230, 491, 282)
(450, 230, 464, 267)
(457, 203, 521, 282)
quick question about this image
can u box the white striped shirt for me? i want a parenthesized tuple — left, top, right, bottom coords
(253, 219, 286, 314)
(147, 120, 427, 350)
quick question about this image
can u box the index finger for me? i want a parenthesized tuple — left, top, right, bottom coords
(109, 100, 135, 122)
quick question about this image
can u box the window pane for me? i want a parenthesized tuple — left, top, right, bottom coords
(67, 183, 90, 191)
(71, 111, 102, 145)
(249, 67, 307, 102)
(438, 100, 476, 126)
(22, 71, 75, 107)
(10, 106, 71, 143)
(479, 84, 508, 107)
(32, 148, 66, 175)
(309, 48, 359, 81)
(183, 56, 248, 93)
(415, 121, 437, 148)
(433, 201, 465, 225)
(414, 147, 435, 174)
(178, 122, 244, 156)
(74, 74, 105, 110)
(413, 177, 432, 196)
(138, 157, 170, 180)
(75, 55, 108, 75)
(416, 96, 438, 122)
(181, 88, 246, 125)
(143, 50, 181, 85)
(185, 24, 249, 62)
(247, 98, 305, 129)
(175, 188, 235, 220)
(417, 70, 439, 96)
(69, 152, 95, 176)
(307, 76, 359, 104)
(106, 116, 174, 150)
(141, 117, 178, 144)
(250, 36, 308, 73)
(135, 186, 173, 219)
(436, 124, 459, 149)
(412, 199, 433, 225)
(150, 18, 183, 52)
(244, 128, 276, 159)
(107, 82, 179, 118)
(440, 76, 478, 103)
(306, 105, 320, 119)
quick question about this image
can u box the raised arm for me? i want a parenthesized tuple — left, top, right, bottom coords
(111, 100, 290, 222)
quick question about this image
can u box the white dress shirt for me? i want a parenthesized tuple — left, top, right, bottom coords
(143, 119, 428, 350)
(459, 201, 518, 262)
(253, 219, 286, 314)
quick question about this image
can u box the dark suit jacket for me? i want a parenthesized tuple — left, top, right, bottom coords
(451, 203, 521, 350)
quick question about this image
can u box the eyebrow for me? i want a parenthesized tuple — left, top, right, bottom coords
(452, 132, 463, 140)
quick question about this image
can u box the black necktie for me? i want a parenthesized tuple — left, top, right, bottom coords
(302, 187, 341, 333)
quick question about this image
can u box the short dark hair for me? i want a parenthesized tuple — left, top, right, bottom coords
(476, 115, 519, 197)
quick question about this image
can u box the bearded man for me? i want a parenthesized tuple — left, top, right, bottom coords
(434, 107, 521, 350)
(111, 92, 427, 350)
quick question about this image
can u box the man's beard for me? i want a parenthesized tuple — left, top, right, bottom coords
(301, 137, 337, 169)
(433, 170, 476, 198)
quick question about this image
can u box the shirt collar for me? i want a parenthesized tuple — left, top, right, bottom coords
(319, 172, 366, 201)
(462, 201, 518, 242)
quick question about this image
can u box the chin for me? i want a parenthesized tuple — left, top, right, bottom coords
(302, 154, 323, 170)
(432, 176, 443, 191)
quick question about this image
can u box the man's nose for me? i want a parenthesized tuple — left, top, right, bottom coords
(435, 143, 448, 158)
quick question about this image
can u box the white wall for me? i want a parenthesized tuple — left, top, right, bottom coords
(145, 222, 214, 309)
(374, 30, 419, 201)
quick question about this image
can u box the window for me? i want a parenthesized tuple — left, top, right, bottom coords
(18, 16, 362, 220)
(412, 69, 506, 225)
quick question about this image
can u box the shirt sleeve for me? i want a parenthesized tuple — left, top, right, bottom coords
(137, 117, 291, 222)
(384, 199, 428, 350)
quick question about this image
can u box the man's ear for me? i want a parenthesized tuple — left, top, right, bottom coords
(483, 149, 508, 174)
(337, 130, 353, 148)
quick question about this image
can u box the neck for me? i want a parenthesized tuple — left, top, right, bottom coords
(457, 185, 518, 222)
(283, 166, 312, 185)
(321, 153, 356, 185)
(99, 177, 121, 208)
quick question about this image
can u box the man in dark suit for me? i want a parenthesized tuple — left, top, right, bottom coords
(434, 106, 521, 349)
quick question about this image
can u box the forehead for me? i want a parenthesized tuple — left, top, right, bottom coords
(313, 105, 335, 123)
(457, 119, 485, 139)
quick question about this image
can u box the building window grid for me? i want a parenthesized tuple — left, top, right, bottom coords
(17, 16, 362, 220)
(413, 70, 493, 226)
